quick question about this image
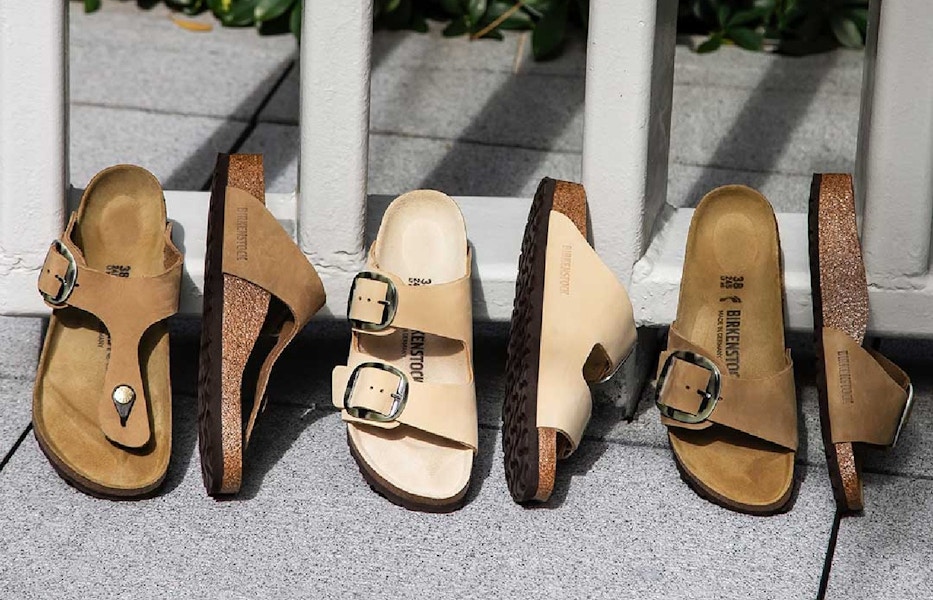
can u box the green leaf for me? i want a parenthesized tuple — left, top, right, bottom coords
(289, 0, 301, 39)
(728, 8, 768, 27)
(383, 0, 403, 13)
(442, 16, 470, 37)
(84, 0, 102, 12)
(844, 8, 868, 33)
(218, 0, 259, 27)
(831, 15, 863, 48)
(467, 0, 487, 28)
(696, 33, 723, 53)
(716, 4, 730, 27)
(483, 1, 533, 30)
(255, 0, 293, 23)
(727, 26, 763, 51)
(531, 0, 568, 60)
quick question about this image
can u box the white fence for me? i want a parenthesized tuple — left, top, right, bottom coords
(2, 0, 931, 342)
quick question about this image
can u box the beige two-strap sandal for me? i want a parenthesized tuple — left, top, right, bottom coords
(332, 190, 477, 512)
(197, 154, 326, 496)
(32, 165, 183, 498)
(502, 178, 637, 504)
(655, 185, 798, 515)
(809, 173, 913, 513)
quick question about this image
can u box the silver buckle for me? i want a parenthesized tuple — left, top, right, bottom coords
(890, 383, 914, 448)
(343, 362, 409, 423)
(39, 240, 78, 307)
(347, 271, 398, 332)
(655, 350, 722, 424)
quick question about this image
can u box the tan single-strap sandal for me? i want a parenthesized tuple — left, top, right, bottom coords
(502, 178, 637, 504)
(655, 185, 798, 515)
(809, 173, 913, 513)
(32, 165, 183, 498)
(332, 190, 477, 512)
(197, 154, 326, 496)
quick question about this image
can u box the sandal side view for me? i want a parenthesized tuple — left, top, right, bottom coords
(503, 178, 637, 504)
(198, 154, 326, 496)
(33, 165, 182, 498)
(809, 173, 913, 513)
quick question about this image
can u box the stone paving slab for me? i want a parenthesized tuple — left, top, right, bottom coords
(70, 104, 246, 190)
(0, 316, 42, 380)
(0, 391, 835, 600)
(0, 378, 33, 462)
(673, 46, 864, 93)
(825, 473, 933, 599)
(70, 1, 296, 120)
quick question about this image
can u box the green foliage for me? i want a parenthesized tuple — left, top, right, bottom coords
(78, 0, 871, 59)
(687, 0, 869, 55)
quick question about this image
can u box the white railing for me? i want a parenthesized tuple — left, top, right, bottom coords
(1, 1, 931, 393)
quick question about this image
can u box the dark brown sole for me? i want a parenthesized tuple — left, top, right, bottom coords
(346, 433, 468, 513)
(808, 173, 865, 513)
(197, 154, 270, 497)
(34, 425, 164, 500)
(502, 178, 588, 504)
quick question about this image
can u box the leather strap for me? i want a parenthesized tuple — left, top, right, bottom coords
(348, 251, 473, 344)
(220, 186, 326, 444)
(37, 213, 182, 448)
(332, 363, 478, 450)
(823, 327, 911, 446)
(657, 324, 798, 451)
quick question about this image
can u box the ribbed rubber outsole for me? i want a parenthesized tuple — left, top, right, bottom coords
(502, 180, 553, 503)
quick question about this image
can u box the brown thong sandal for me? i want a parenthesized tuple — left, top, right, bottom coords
(502, 178, 637, 504)
(655, 185, 798, 515)
(32, 165, 183, 498)
(809, 173, 913, 513)
(332, 190, 477, 512)
(197, 154, 326, 496)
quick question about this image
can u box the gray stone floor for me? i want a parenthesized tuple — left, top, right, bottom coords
(2, 2, 930, 599)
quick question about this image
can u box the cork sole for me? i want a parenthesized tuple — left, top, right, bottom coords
(198, 155, 271, 496)
(503, 178, 588, 504)
(808, 173, 865, 513)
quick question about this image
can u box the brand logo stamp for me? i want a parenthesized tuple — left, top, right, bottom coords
(236, 207, 248, 260)
(559, 244, 573, 296)
(716, 309, 742, 376)
(837, 350, 853, 404)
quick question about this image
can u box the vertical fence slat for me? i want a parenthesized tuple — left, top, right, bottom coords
(298, 0, 373, 274)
